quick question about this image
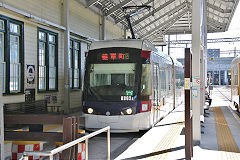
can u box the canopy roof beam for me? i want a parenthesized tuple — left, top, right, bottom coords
(87, 0, 100, 7)
(207, 2, 232, 13)
(135, 2, 188, 33)
(131, 0, 176, 27)
(141, 8, 190, 39)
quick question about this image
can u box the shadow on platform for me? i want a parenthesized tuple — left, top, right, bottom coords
(121, 145, 185, 160)
(155, 121, 184, 127)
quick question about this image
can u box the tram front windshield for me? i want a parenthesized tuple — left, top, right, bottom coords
(86, 63, 136, 101)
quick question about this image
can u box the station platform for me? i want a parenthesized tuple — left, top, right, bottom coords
(116, 86, 240, 160)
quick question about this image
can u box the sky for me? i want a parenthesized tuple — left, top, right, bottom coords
(160, 3, 240, 60)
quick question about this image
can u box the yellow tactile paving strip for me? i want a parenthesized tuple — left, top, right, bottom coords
(213, 107, 239, 153)
(147, 114, 184, 160)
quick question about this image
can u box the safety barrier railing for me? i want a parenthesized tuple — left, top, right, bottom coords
(21, 126, 111, 160)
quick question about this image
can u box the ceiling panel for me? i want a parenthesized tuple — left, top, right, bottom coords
(85, 0, 239, 42)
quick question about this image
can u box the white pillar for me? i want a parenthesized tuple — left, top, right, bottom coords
(200, 49, 204, 116)
(63, 0, 70, 114)
(200, 0, 207, 116)
(99, 15, 106, 40)
(0, 42, 4, 160)
(192, 0, 206, 145)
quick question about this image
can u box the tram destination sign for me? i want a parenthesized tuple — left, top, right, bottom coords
(98, 52, 130, 61)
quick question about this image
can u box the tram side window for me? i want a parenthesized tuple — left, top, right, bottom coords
(168, 70, 171, 93)
(140, 64, 152, 99)
(160, 69, 166, 96)
(153, 64, 159, 104)
(234, 66, 238, 86)
(176, 69, 184, 88)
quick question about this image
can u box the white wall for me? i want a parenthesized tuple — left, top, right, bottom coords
(0, 0, 126, 111)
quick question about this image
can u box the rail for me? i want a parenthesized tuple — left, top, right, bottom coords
(21, 126, 111, 160)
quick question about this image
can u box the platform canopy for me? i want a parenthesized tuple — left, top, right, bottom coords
(85, 0, 239, 42)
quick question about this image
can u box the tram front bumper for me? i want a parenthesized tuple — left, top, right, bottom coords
(84, 112, 151, 132)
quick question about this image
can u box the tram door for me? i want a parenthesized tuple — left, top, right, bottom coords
(153, 64, 160, 124)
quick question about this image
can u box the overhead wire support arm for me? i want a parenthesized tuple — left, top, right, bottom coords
(125, 14, 136, 39)
(122, 5, 151, 39)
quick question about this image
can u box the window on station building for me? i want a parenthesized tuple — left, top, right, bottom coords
(69, 39, 81, 89)
(0, 16, 24, 94)
(38, 28, 58, 92)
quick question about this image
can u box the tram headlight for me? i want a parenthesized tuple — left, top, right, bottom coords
(122, 108, 134, 115)
(126, 108, 133, 115)
(88, 108, 94, 114)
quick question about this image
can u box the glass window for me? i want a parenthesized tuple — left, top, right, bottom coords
(39, 32, 46, 41)
(0, 20, 4, 30)
(168, 70, 171, 93)
(38, 41, 46, 90)
(10, 23, 20, 34)
(0, 16, 23, 94)
(234, 66, 238, 86)
(10, 35, 20, 92)
(0, 32, 5, 93)
(69, 39, 81, 89)
(49, 34, 55, 43)
(38, 28, 58, 91)
(49, 44, 56, 90)
(140, 64, 152, 99)
(87, 63, 136, 101)
(69, 41, 72, 88)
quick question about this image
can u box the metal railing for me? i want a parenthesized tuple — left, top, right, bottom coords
(22, 126, 110, 160)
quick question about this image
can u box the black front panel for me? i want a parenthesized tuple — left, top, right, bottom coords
(83, 47, 142, 102)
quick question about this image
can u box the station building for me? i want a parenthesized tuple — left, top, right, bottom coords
(0, 0, 126, 113)
(177, 49, 234, 85)
(206, 49, 233, 85)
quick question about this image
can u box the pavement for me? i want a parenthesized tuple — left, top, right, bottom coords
(116, 86, 240, 160)
(3, 86, 240, 160)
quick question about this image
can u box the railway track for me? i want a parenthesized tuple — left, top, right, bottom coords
(214, 86, 240, 118)
(87, 130, 147, 160)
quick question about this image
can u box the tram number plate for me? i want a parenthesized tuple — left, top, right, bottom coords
(121, 96, 133, 101)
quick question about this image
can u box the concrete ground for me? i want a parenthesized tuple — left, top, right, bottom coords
(3, 86, 240, 160)
(116, 86, 240, 160)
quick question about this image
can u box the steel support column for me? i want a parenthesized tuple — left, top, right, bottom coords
(192, 0, 206, 145)
(63, 0, 70, 114)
